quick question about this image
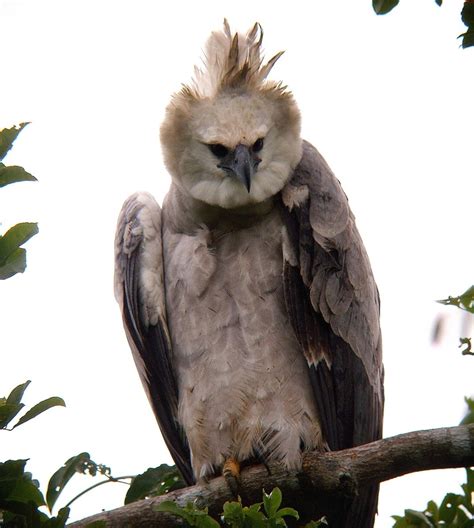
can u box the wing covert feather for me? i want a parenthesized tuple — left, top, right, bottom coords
(114, 192, 193, 484)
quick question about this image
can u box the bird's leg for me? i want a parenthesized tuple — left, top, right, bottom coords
(223, 457, 241, 497)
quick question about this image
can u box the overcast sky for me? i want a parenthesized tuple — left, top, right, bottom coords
(1, 0, 473, 525)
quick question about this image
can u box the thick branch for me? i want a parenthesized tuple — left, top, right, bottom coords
(68, 424, 474, 528)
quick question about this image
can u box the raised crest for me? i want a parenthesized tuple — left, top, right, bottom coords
(186, 20, 285, 98)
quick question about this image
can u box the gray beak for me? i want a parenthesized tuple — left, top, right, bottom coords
(218, 144, 261, 192)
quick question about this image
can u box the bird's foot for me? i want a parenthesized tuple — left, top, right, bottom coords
(223, 457, 241, 497)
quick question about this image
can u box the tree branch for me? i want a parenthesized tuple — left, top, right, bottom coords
(67, 424, 474, 528)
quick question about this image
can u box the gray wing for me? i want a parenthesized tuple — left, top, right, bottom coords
(114, 192, 194, 485)
(280, 141, 384, 527)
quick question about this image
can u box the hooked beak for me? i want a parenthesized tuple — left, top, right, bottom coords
(217, 144, 261, 192)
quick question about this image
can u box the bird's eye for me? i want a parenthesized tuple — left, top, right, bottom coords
(208, 143, 229, 159)
(252, 138, 264, 153)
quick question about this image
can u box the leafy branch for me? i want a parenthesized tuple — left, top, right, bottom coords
(392, 469, 474, 527)
(0, 123, 38, 280)
(1, 380, 188, 528)
(438, 286, 474, 315)
(392, 287, 474, 526)
(0, 380, 65, 432)
(1, 382, 120, 528)
(1, 381, 68, 527)
(372, 0, 442, 16)
(372, 0, 474, 49)
(438, 286, 474, 356)
(155, 487, 325, 528)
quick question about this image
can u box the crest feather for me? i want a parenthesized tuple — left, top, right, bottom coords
(188, 20, 285, 98)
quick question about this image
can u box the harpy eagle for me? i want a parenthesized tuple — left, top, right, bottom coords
(115, 21, 383, 528)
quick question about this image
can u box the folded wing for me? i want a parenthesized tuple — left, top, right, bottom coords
(114, 192, 194, 485)
(280, 141, 384, 527)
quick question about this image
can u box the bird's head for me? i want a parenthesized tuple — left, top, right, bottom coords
(160, 21, 302, 209)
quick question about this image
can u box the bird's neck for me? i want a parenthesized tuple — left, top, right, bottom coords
(165, 183, 275, 233)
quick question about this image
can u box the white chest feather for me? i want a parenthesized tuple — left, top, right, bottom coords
(163, 209, 323, 479)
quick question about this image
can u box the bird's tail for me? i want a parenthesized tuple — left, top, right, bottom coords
(327, 484, 379, 528)
(348, 484, 380, 528)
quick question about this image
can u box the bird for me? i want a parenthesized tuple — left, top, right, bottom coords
(114, 21, 383, 528)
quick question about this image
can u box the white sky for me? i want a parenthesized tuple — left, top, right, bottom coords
(1, 0, 473, 526)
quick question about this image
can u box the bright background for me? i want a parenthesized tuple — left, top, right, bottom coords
(1, 0, 473, 525)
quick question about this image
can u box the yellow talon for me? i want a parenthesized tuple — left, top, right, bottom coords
(223, 457, 240, 496)
(223, 457, 240, 478)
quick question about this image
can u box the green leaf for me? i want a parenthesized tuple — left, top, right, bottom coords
(461, 398, 474, 425)
(403, 509, 433, 526)
(223, 499, 265, 527)
(44, 506, 71, 528)
(459, 0, 474, 49)
(8, 474, 45, 507)
(462, 486, 474, 514)
(0, 247, 27, 279)
(457, 286, 474, 313)
(459, 337, 473, 356)
(391, 516, 408, 528)
(0, 403, 24, 429)
(373, 0, 399, 15)
(245, 508, 267, 528)
(222, 500, 245, 526)
(156, 501, 220, 528)
(462, 3, 474, 27)
(155, 500, 194, 523)
(196, 514, 221, 528)
(12, 396, 65, 430)
(439, 493, 461, 523)
(304, 520, 328, 528)
(425, 500, 439, 522)
(455, 507, 471, 524)
(0, 459, 29, 499)
(0, 222, 39, 266)
(460, 30, 474, 49)
(466, 468, 474, 493)
(125, 464, 185, 505)
(0, 164, 37, 187)
(0, 460, 45, 508)
(6, 380, 31, 405)
(0, 499, 47, 527)
(263, 487, 282, 518)
(0, 123, 29, 161)
(274, 507, 299, 520)
(0, 459, 28, 478)
(46, 453, 91, 511)
(437, 286, 474, 314)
